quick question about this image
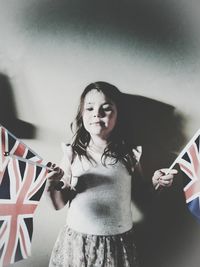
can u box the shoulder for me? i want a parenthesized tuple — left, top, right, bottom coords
(132, 146, 142, 163)
(61, 143, 74, 164)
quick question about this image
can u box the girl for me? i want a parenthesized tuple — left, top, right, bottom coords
(47, 82, 177, 267)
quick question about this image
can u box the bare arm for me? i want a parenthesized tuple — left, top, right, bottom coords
(46, 165, 74, 209)
(47, 144, 75, 210)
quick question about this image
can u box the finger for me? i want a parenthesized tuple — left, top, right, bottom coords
(53, 168, 65, 180)
(160, 174, 174, 181)
(46, 162, 54, 172)
(159, 168, 178, 175)
(153, 170, 164, 179)
(46, 169, 64, 180)
(159, 179, 173, 186)
(46, 162, 52, 167)
(168, 169, 178, 175)
(46, 170, 58, 179)
(54, 167, 64, 176)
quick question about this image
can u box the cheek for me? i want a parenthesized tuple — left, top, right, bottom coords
(82, 114, 89, 128)
(82, 111, 90, 121)
(108, 113, 117, 128)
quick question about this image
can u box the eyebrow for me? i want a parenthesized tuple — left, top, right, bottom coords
(85, 101, 113, 105)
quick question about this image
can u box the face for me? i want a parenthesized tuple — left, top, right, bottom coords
(82, 90, 118, 139)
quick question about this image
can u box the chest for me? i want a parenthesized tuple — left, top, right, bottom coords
(70, 156, 132, 193)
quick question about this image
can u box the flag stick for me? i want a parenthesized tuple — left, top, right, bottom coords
(0, 124, 42, 160)
(8, 154, 53, 171)
(5, 129, 8, 154)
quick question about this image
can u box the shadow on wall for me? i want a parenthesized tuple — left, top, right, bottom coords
(122, 93, 186, 151)
(0, 73, 36, 138)
(122, 94, 200, 267)
(23, 0, 193, 58)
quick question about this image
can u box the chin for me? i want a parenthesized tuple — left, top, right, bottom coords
(91, 130, 104, 135)
(89, 129, 107, 136)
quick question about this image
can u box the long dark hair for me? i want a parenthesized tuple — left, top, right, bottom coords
(70, 81, 137, 175)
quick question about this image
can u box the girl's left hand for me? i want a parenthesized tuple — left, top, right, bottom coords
(152, 168, 178, 189)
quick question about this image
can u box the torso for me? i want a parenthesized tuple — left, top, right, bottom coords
(66, 150, 133, 235)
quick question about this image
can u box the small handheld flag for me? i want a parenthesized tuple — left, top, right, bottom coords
(176, 129, 200, 222)
(156, 129, 200, 222)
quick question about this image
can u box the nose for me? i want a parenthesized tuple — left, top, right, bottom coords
(93, 112, 99, 118)
(93, 108, 104, 118)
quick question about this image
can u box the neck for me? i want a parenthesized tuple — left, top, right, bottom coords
(89, 136, 108, 153)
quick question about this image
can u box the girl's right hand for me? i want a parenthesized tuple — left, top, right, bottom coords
(46, 162, 68, 191)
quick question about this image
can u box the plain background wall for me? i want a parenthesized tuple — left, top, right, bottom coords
(0, 1, 200, 266)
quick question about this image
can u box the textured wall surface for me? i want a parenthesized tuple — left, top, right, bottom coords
(0, 1, 200, 267)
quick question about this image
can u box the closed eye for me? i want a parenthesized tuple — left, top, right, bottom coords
(102, 105, 113, 112)
(103, 107, 112, 112)
(86, 107, 93, 111)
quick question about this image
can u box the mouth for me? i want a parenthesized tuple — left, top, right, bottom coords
(90, 121, 105, 126)
(92, 122, 100, 124)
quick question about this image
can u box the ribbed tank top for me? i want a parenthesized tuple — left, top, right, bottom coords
(63, 146, 137, 235)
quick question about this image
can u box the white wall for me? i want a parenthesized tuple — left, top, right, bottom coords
(0, 1, 200, 266)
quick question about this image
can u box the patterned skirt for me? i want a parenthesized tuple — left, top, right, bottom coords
(49, 225, 139, 267)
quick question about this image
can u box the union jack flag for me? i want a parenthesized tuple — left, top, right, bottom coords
(176, 129, 200, 222)
(0, 155, 47, 266)
(0, 125, 42, 184)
